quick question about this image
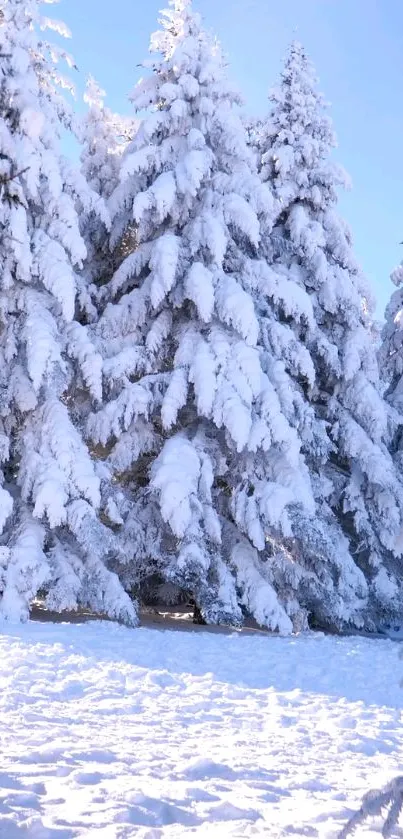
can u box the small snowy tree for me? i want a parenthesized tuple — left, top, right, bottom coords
(81, 76, 131, 202)
(88, 0, 319, 632)
(78, 76, 135, 319)
(0, 0, 136, 624)
(379, 262, 403, 457)
(256, 41, 403, 628)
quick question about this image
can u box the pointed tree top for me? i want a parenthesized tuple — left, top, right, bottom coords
(157, 0, 201, 45)
(289, 39, 305, 55)
(267, 36, 333, 149)
(282, 38, 317, 83)
(136, 0, 234, 105)
(169, 0, 193, 10)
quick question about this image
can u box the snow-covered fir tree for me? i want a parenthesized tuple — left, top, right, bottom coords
(87, 0, 327, 633)
(81, 76, 130, 203)
(78, 75, 135, 320)
(256, 40, 403, 627)
(0, 0, 136, 623)
(379, 262, 403, 442)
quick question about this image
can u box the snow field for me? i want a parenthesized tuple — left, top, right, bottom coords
(0, 622, 403, 837)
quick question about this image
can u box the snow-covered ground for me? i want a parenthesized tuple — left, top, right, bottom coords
(1, 621, 403, 838)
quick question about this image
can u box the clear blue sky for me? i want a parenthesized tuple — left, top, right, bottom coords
(58, 0, 403, 318)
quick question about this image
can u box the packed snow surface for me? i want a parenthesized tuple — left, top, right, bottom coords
(1, 620, 403, 838)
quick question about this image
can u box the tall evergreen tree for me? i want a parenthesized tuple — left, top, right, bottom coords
(256, 41, 403, 627)
(88, 0, 321, 632)
(0, 0, 136, 623)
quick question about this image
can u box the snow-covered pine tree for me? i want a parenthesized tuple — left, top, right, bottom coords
(0, 0, 136, 624)
(379, 263, 403, 447)
(88, 0, 321, 633)
(81, 76, 130, 204)
(78, 76, 135, 320)
(256, 40, 403, 628)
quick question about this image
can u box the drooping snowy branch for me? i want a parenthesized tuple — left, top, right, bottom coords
(338, 777, 403, 839)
